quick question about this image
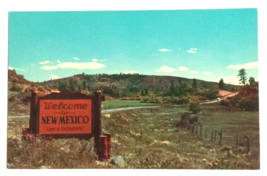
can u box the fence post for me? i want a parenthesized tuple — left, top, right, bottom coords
(245, 135, 250, 153)
(236, 132, 239, 148)
(211, 131, 213, 142)
(219, 129, 223, 145)
(214, 130, 217, 142)
(200, 125, 202, 137)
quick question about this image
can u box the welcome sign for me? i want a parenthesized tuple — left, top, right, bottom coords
(23, 90, 109, 160)
(39, 99, 92, 134)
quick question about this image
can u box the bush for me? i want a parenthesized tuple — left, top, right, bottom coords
(189, 103, 202, 114)
(220, 100, 230, 106)
(239, 98, 259, 111)
(206, 90, 218, 100)
(9, 86, 22, 92)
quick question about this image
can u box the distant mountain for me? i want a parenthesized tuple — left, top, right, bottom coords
(40, 73, 241, 94)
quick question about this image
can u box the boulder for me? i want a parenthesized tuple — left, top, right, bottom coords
(111, 156, 126, 168)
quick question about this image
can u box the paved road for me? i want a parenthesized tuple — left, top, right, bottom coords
(200, 99, 222, 105)
(8, 105, 161, 119)
(7, 99, 221, 119)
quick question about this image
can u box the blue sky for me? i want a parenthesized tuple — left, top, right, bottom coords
(8, 9, 258, 84)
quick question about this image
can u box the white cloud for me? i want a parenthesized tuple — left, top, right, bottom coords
(42, 62, 105, 70)
(187, 50, 196, 53)
(203, 71, 213, 75)
(227, 61, 258, 70)
(159, 48, 171, 52)
(214, 76, 244, 85)
(156, 66, 177, 73)
(189, 71, 198, 74)
(39, 60, 49, 64)
(50, 74, 60, 80)
(187, 48, 197, 53)
(92, 58, 98, 62)
(8, 67, 14, 70)
(57, 60, 61, 63)
(73, 57, 79, 60)
(124, 71, 139, 74)
(179, 66, 188, 71)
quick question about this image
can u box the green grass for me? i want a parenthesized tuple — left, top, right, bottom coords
(7, 105, 259, 169)
(198, 106, 259, 157)
(101, 100, 156, 110)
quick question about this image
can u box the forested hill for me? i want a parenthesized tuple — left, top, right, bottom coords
(40, 73, 240, 97)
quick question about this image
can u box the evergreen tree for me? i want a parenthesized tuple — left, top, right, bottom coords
(193, 78, 197, 89)
(249, 77, 256, 85)
(82, 80, 87, 90)
(219, 78, 224, 89)
(238, 68, 247, 85)
(144, 88, 148, 95)
(169, 80, 175, 95)
(141, 88, 145, 96)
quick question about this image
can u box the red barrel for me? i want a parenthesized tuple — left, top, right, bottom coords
(103, 133, 111, 159)
(99, 135, 108, 161)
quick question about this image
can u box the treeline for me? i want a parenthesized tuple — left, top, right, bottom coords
(40, 73, 241, 104)
(53, 74, 221, 102)
(220, 83, 259, 111)
(140, 79, 218, 104)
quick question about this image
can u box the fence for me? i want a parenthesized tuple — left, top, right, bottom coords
(176, 112, 252, 154)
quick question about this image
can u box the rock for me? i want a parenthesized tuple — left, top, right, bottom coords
(111, 156, 126, 168)
(83, 141, 94, 153)
(199, 147, 208, 152)
(7, 163, 14, 168)
(104, 114, 111, 118)
(39, 165, 48, 169)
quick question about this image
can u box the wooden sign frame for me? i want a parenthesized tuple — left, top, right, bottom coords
(23, 90, 108, 160)
(27, 90, 104, 139)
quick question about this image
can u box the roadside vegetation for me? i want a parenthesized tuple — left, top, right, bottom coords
(102, 100, 155, 110)
(7, 105, 259, 169)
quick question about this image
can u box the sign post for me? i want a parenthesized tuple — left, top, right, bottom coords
(22, 90, 109, 161)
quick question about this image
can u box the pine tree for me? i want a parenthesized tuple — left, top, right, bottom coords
(193, 78, 197, 89)
(144, 88, 148, 95)
(141, 89, 145, 96)
(82, 80, 87, 90)
(238, 68, 247, 85)
(219, 78, 224, 89)
(249, 77, 255, 85)
(78, 85, 82, 92)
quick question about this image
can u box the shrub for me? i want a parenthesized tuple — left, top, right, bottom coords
(206, 90, 218, 100)
(220, 100, 230, 106)
(239, 98, 259, 111)
(189, 103, 202, 114)
(9, 84, 23, 92)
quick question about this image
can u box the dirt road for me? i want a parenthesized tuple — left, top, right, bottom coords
(7, 105, 161, 119)
(7, 99, 221, 119)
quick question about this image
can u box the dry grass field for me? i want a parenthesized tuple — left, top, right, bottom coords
(7, 104, 260, 169)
